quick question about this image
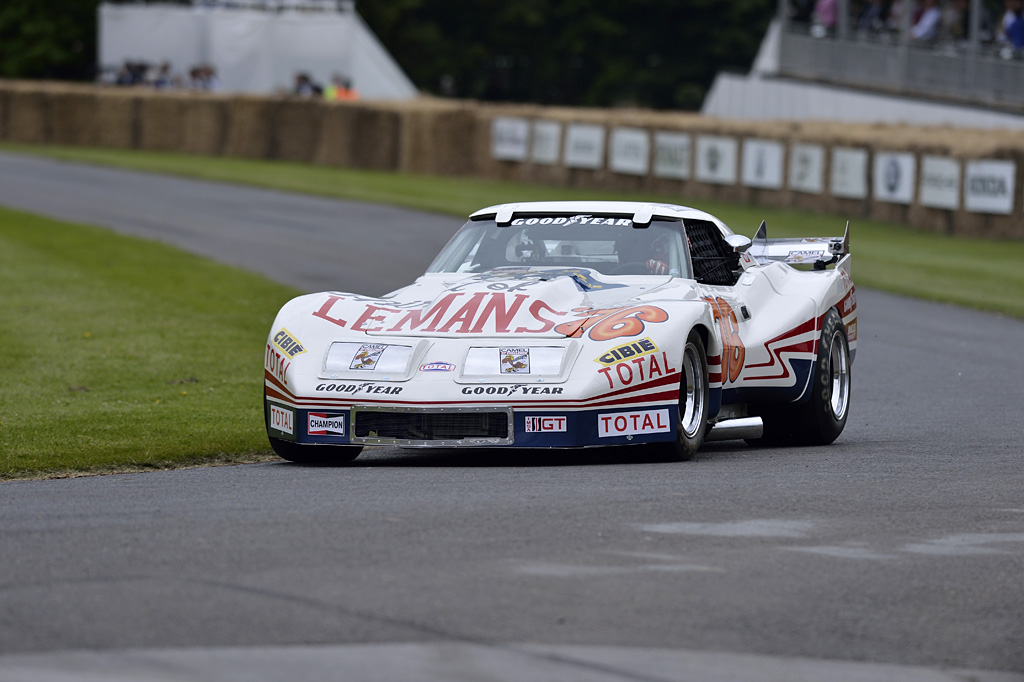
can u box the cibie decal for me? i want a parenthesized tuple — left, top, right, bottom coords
(598, 409, 671, 437)
(419, 362, 456, 372)
(595, 337, 658, 366)
(555, 306, 669, 341)
(308, 413, 345, 436)
(272, 328, 306, 358)
(350, 344, 386, 370)
(269, 404, 294, 435)
(525, 416, 567, 432)
(500, 348, 530, 374)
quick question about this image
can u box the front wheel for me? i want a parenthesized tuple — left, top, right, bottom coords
(653, 330, 709, 461)
(749, 307, 851, 446)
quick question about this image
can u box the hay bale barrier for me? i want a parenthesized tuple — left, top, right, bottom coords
(1, 80, 1022, 239)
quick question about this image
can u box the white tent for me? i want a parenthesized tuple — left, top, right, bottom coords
(98, 1, 418, 99)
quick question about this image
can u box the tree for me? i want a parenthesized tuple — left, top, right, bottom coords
(0, 0, 99, 80)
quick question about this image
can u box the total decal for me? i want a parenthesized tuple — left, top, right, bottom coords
(269, 404, 294, 435)
(312, 293, 670, 341)
(594, 338, 678, 390)
(265, 344, 291, 386)
(308, 413, 345, 436)
(524, 416, 567, 432)
(597, 409, 671, 437)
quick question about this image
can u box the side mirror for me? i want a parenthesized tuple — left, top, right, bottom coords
(725, 234, 752, 253)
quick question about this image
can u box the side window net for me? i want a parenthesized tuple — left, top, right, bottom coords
(685, 219, 740, 286)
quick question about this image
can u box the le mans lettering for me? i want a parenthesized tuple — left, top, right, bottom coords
(313, 293, 564, 335)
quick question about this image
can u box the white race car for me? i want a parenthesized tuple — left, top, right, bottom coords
(264, 201, 856, 463)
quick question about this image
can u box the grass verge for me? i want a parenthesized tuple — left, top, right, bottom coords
(0, 205, 298, 479)
(4, 143, 1024, 319)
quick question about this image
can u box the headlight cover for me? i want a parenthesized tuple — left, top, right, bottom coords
(324, 342, 414, 375)
(463, 346, 567, 378)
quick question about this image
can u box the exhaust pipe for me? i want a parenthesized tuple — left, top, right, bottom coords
(706, 416, 763, 442)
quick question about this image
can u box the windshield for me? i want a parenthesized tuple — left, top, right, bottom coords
(427, 217, 691, 278)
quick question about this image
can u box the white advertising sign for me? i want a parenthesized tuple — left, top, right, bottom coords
(788, 143, 825, 194)
(873, 152, 916, 204)
(919, 156, 960, 210)
(964, 160, 1016, 215)
(609, 127, 650, 176)
(531, 120, 561, 165)
(653, 132, 691, 180)
(563, 123, 605, 169)
(695, 135, 738, 185)
(830, 147, 869, 199)
(490, 117, 530, 162)
(742, 139, 785, 189)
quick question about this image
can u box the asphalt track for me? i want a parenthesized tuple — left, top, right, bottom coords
(1, 151, 1023, 682)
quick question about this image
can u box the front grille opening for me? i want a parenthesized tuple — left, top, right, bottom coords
(354, 411, 509, 442)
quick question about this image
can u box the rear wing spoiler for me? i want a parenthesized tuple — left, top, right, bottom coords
(747, 221, 850, 269)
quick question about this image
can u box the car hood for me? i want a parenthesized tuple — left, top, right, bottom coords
(316, 268, 678, 339)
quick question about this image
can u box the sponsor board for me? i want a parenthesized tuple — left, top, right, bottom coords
(272, 328, 306, 358)
(598, 409, 671, 437)
(525, 416, 567, 432)
(564, 123, 605, 169)
(919, 156, 960, 210)
(695, 135, 738, 185)
(269, 404, 294, 435)
(741, 139, 785, 190)
(653, 131, 691, 180)
(789, 143, 825, 194)
(964, 160, 1016, 215)
(595, 337, 657, 366)
(419, 362, 456, 372)
(873, 152, 916, 205)
(531, 120, 561, 165)
(831, 147, 869, 199)
(491, 117, 529, 161)
(308, 412, 345, 436)
(500, 347, 530, 374)
(609, 127, 650, 176)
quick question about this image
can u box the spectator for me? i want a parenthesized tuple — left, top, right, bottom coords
(324, 74, 360, 101)
(293, 72, 323, 97)
(153, 62, 174, 90)
(945, 0, 993, 43)
(911, 0, 943, 42)
(811, 0, 838, 36)
(189, 65, 220, 91)
(997, 0, 1024, 44)
(858, 0, 888, 35)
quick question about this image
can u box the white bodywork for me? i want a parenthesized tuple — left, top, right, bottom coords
(264, 202, 856, 451)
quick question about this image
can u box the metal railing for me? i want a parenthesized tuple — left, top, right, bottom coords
(775, 0, 1024, 111)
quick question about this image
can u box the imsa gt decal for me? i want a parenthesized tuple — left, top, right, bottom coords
(525, 416, 567, 432)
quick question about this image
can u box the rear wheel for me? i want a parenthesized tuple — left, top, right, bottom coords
(748, 308, 851, 446)
(654, 330, 709, 461)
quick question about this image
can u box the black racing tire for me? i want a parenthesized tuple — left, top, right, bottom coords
(747, 307, 851, 447)
(653, 330, 709, 461)
(268, 437, 362, 465)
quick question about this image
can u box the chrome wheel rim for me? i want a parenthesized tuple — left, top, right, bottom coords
(828, 330, 850, 420)
(680, 343, 705, 439)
